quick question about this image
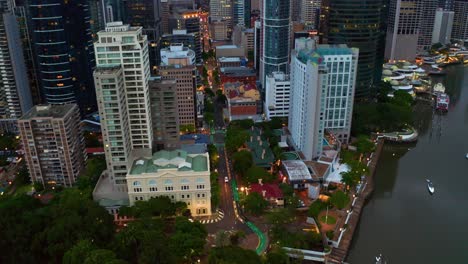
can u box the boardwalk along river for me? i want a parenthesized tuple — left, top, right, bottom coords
(348, 64, 468, 263)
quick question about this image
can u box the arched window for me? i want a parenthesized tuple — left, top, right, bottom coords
(196, 178, 205, 183)
(148, 180, 157, 186)
(164, 179, 173, 185)
(180, 179, 190, 184)
(133, 181, 141, 186)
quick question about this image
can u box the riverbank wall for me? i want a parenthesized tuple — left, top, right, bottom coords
(327, 139, 385, 263)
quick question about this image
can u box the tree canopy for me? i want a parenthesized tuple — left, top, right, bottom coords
(232, 150, 253, 176)
(209, 246, 261, 264)
(244, 166, 275, 184)
(242, 192, 268, 215)
(329, 191, 350, 210)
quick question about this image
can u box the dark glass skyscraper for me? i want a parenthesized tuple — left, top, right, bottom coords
(233, 0, 251, 27)
(28, 0, 96, 114)
(260, 0, 290, 86)
(123, 0, 162, 70)
(320, 0, 386, 98)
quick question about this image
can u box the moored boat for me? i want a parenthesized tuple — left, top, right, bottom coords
(433, 83, 445, 94)
(435, 93, 449, 112)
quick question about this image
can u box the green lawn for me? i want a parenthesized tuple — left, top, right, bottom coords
(319, 215, 336, 225)
(14, 184, 34, 196)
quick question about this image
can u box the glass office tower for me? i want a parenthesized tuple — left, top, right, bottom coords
(28, 0, 96, 114)
(123, 0, 162, 70)
(260, 0, 290, 87)
(320, 0, 385, 98)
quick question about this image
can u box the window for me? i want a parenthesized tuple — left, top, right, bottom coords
(196, 184, 205, 189)
(149, 187, 157, 192)
(134, 187, 142, 192)
(148, 179, 156, 186)
(181, 185, 189, 190)
(133, 181, 141, 186)
(165, 186, 174, 191)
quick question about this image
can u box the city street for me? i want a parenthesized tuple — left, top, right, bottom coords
(206, 146, 246, 234)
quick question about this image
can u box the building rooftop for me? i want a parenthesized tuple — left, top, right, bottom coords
(220, 67, 256, 77)
(316, 44, 354, 56)
(246, 128, 275, 168)
(218, 57, 242, 62)
(304, 161, 330, 181)
(180, 143, 208, 154)
(250, 183, 283, 199)
(129, 150, 209, 175)
(216, 45, 239, 49)
(92, 172, 129, 207)
(20, 104, 76, 120)
(282, 160, 313, 182)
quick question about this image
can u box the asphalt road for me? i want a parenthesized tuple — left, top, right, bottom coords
(206, 147, 246, 233)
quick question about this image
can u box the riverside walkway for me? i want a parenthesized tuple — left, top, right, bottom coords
(327, 139, 385, 263)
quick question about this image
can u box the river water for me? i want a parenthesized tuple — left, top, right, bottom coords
(348, 64, 468, 263)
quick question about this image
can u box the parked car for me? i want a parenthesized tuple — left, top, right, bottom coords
(224, 176, 229, 183)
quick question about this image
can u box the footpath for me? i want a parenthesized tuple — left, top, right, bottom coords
(327, 139, 385, 263)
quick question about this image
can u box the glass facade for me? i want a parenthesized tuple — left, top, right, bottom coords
(123, 0, 162, 69)
(261, 0, 290, 85)
(28, 0, 96, 114)
(320, 0, 385, 98)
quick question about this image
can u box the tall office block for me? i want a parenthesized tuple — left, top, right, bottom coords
(289, 38, 357, 160)
(94, 22, 153, 151)
(291, 0, 301, 22)
(14, 2, 40, 105)
(385, 0, 438, 60)
(321, 0, 384, 98)
(289, 42, 326, 161)
(28, 0, 96, 114)
(159, 44, 197, 127)
(149, 77, 180, 149)
(418, 0, 438, 51)
(18, 104, 86, 187)
(168, 9, 201, 65)
(452, 0, 468, 42)
(160, 29, 202, 64)
(301, 0, 321, 30)
(123, 0, 162, 71)
(254, 20, 261, 70)
(318, 44, 358, 144)
(0, 1, 33, 130)
(432, 8, 454, 44)
(210, 0, 232, 24)
(264, 72, 290, 119)
(94, 66, 132, 186)
(260, 0, 291, 87)
(233, 0, 251, 27)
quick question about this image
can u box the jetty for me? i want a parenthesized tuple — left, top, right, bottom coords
(373, 129, 418, 143)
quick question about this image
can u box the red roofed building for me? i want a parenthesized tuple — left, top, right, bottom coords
(86, 147, 105, 155)
(250, 183, 284, 207)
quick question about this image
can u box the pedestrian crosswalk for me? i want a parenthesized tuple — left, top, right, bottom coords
(199, 210, 224, 224)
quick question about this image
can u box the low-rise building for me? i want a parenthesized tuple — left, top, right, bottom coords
(126, 149, 212, 216)
(215, 45, 245, 58)
(217, 57, 248, 68)
(265, 72, 291, 119)
(211, 20, 229, 41)
(250, 183, 284, 206)
(220, 67, 256, 86)
(225, 82, 262, 121)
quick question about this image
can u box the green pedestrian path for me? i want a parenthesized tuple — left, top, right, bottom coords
(231, 179, 267, 255)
